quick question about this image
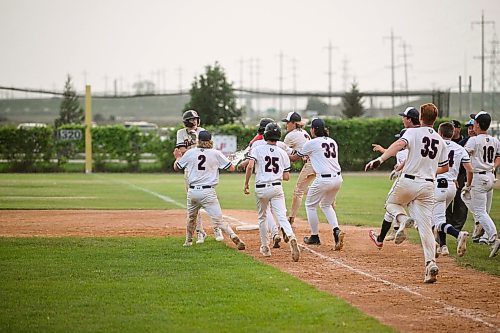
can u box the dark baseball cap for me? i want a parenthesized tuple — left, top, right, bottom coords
(282, 111, 301, 123)
(451, 120, 461, 128)
(470, 111, 492, 129)
(198, 130, 212, 141)
(398, 107, 419, 120)
(310, 118, 325, 129)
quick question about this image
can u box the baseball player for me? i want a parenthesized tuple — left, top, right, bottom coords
(175, 110, 223, 243)
(366, 103, 449, 283)
(433, 122, 472, 257)
(371, 106, 420, 242)
(238, 118, 285, 249)
(461, 111, 500, 257)
(244, 122, 300, 262)
(281, 111, 312, 242)
(291, 118, 345, 251)
(174, 130, 246, 250)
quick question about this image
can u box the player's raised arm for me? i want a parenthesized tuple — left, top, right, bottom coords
(365, 139, 406, 171)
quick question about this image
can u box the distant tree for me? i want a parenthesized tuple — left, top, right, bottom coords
(185, 62, 242, 126)
(54, 75, 84, 127)
(306, 97, 329, 115)
(342, 82, 364, 118)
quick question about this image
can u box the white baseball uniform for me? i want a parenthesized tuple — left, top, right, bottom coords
(386, 127, 449, 265)
(175, 126, 206, 232)
(384, 148, 409, 224)
(462, 134, 500, 243)
(250, 139, 291, 237)
(176, 147, 238, 242)
(433, 140, 470, 229)
(297, 136, 342, 235)
(248, 143, 295, 247)
(284, 128, 314, 219)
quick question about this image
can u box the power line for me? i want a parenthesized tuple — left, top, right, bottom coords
(472, 10, 495, 110)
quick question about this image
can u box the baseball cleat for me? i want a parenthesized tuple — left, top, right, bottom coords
(333, 229, 345, 251)
(290, 238, 300, 262)
(214, 227, 224, 241)
(489, 239, 500, 258)
(281, 227, 290, 243)
(231, 235, 246, 250)
(440, 245, 450, 256)
(303, 234, 321, 245)
(456, 231, 469, 257)
(369, 230, 383, 250)
(260, 245, 271, 257)
(196, 230, 207, 244)
(183, 239, 193, 247)
(424, 261, 439, 283)
(435, 242, 441, 259)
(471, 222, 484, 241)
(272, 233, 281, 248)
(385, 229, 396, 242)
(394, 217, 414, 245)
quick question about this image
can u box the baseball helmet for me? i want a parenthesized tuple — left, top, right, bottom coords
(263, 122, 282, 141)
(182, 110, 200, 128)
(258, 118, 274, 134)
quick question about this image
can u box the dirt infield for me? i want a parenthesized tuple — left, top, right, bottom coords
(1, 209, 499, 333)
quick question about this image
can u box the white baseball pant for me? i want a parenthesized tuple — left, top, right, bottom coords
(255, 184, 294, 247)
(461, 173, 496, 242)
(385, 176, 436, 265)
(432, 181, 457, 229)
(186, 187, 236, 240)
(305, 175, 343, 234)
(290, 160, 315, 218)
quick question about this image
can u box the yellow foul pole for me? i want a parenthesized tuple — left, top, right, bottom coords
(85, 85, 92, 174)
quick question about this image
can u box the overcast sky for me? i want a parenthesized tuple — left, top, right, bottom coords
(1, 0, 499, 96)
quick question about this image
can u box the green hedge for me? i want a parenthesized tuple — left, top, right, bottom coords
(0, 118, 459, 172)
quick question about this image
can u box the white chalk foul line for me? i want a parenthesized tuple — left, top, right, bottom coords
(300, 245, 499, 332)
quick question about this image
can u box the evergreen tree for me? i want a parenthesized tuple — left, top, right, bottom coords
(342, 82, 365, 118)
(185, 62, 242, 126)
(55, 75, 83, 127)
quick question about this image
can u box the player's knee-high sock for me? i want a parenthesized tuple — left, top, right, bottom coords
(378, 220, 392, 242)
(440, 223, 459, 239)
(195, 211, 204, 232)
(438, 230, 447, 246)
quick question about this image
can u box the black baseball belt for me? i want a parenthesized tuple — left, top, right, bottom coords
(319, 172, 341, 178)
(404, 174, 434, 182)
(256, 182, 281, 188)
(189, 185, 213, 189)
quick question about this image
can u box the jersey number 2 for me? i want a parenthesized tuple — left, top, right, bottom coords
(197, 155, 206, 170)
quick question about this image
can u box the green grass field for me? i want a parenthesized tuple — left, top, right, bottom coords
(0, 173, 498, 332)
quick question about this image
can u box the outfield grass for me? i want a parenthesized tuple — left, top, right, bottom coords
(0, 237, 395, 333)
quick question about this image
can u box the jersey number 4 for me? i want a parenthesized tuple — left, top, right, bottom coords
(322, 142, 337, 158)
(421, 137, 439, 159)
(264, 156, 280, 174)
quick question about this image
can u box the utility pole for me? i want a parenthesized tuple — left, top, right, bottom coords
(278, 51, 284, 114)
(291, 57, 297, 110)
(489, 33, 499, 114)
(104, 75, 108, 95)
(249, 58, 254, 113)
(324, 40, 338, 105)
(472, 11, 495, 110)
(256, 58, 261, 113)
(459, 75, 463, 118)
(400, 41, 412, 104)
(384, 29, 401, 112)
